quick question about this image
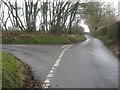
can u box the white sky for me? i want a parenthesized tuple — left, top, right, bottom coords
(101, 0, 120, 14)
(80, 20, 90, 32)
(101, 0, 119, 9)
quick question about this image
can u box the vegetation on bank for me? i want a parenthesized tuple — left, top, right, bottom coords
(2, 31, 86, 44)
(2, 52, 26, 88)
(92, 21, 119, 45)
(2, 52, 40, 88)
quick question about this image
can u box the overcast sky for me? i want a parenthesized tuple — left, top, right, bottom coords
(101, 0, 119, 13)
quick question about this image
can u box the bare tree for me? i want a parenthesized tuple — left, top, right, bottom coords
(2, 0, 83, 34)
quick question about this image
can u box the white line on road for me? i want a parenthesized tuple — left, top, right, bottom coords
(61, 45, 68, 49)
(42, 44, 73, 88)
(13, 45, 26, 46)
(47, 74, 53, 78)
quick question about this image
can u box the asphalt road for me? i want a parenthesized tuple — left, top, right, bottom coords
(2, 34, 118, 88)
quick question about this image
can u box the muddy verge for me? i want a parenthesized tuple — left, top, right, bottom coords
(106, 44, 120, 59)
(14, 57, 42, 88)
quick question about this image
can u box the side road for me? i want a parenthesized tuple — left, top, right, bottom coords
(2, 44, 65, 87)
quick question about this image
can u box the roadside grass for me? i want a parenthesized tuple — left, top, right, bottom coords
(92, 21, 120, 45)
(97, 35, 116, 45)
(2, 52, 26, 88)
(2, 31, 86, 44)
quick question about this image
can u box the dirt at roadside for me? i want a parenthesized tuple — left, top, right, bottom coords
(15, 57, 42, 88)
(107, 44, 120, 59)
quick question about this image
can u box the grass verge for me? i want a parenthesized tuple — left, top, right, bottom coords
(97, 35, 117, 45)
(2, 52, 41, 88)
(2, 52, 25, 88)
(92, 21, 120, 45)
(2, 31, 86, 44)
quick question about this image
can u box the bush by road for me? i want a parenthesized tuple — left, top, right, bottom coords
(93, 21, 120, 45)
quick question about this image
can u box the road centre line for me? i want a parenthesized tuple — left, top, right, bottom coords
(61, 45, 68, 49)
(42, 44, 73, 88)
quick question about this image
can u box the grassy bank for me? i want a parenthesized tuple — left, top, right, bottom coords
(93, 21, 120, 45)
(2, 31, 86, 44)
(2, 52, 26, 88)
(2, 52, 40, 88)
(97, 35, 117, 45)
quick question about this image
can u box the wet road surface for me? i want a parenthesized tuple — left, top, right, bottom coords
(50, 35, 118, 88)
(2, 34, 118, 88)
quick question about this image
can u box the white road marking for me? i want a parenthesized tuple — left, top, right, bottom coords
(51, 67, 56, 70)
(42, 44, 73, 88)
(50, 70, 54, 73)
(59, 54, 63, 58)
(56, 61, 60, 64)
(44, 79, 50, 83)
(42, 84, 50, 89)
(55, 61, 59, 64)
(61, 45, 68, 49)
(13, 45, 26, 47)
(56, 59, 61, 62)
(47, 74, 53, 78)
(54, 63, 59, 67)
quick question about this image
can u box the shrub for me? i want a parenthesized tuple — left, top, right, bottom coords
(97, 25, 108, 35)
(95, 21, 119, 44)
(70, 26, 84, 35)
